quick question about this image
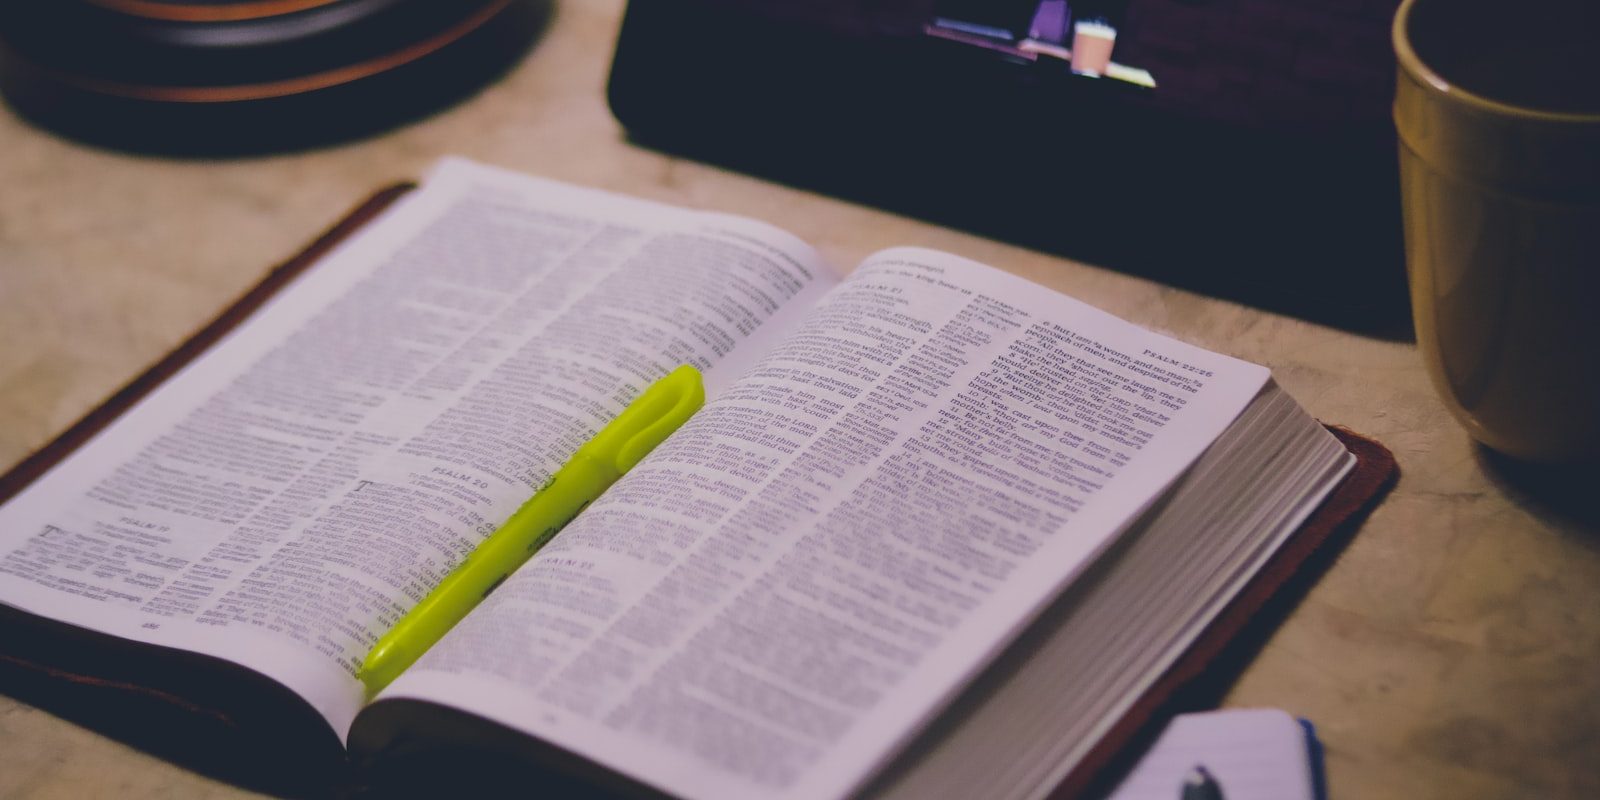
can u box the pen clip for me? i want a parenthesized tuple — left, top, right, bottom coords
(585, 365, 705, 474)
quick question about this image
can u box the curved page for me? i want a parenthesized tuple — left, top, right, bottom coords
(0, 158, 835, 736)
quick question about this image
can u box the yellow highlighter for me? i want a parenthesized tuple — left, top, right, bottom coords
(358, 365, 705, 694)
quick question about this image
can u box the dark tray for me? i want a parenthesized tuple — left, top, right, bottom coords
(607, 0, 1410, 335)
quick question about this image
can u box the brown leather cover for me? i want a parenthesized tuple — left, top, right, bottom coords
(0, 184, 1398, 797)
(1063, 425, 1397, 799)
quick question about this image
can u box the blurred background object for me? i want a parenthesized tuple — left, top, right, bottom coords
(1395, 0, 1600, 463)
(608, 0, 1409, 335)
(0, 0, 550, 155)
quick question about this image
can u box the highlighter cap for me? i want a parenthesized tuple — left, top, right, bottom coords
(582, 365, 705, 473)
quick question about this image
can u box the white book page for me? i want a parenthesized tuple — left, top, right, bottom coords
(0, 158, 835, 737)
(379, 247, 1270, 800)
(1107, 709, 1317, 800)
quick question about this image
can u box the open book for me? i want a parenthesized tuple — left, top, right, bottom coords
(0, 159, 1373, 800)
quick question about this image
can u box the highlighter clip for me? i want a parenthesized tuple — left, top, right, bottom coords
(581, 365, 705, 473)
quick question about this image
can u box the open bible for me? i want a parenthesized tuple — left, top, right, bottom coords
(0, 159, 1389, 799)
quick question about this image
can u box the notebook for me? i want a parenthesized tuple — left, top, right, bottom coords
(1108, 709, 1326, 800)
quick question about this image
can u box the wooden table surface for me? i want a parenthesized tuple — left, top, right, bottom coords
(1, 2, 1596, 798)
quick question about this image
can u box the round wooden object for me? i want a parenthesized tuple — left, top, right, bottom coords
(0, 0, 549, 153)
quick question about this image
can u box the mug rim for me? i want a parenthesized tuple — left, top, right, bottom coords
(1394, 0, 1600, 125)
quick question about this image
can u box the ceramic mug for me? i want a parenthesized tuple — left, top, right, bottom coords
(1394, 0, 1600, 462)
